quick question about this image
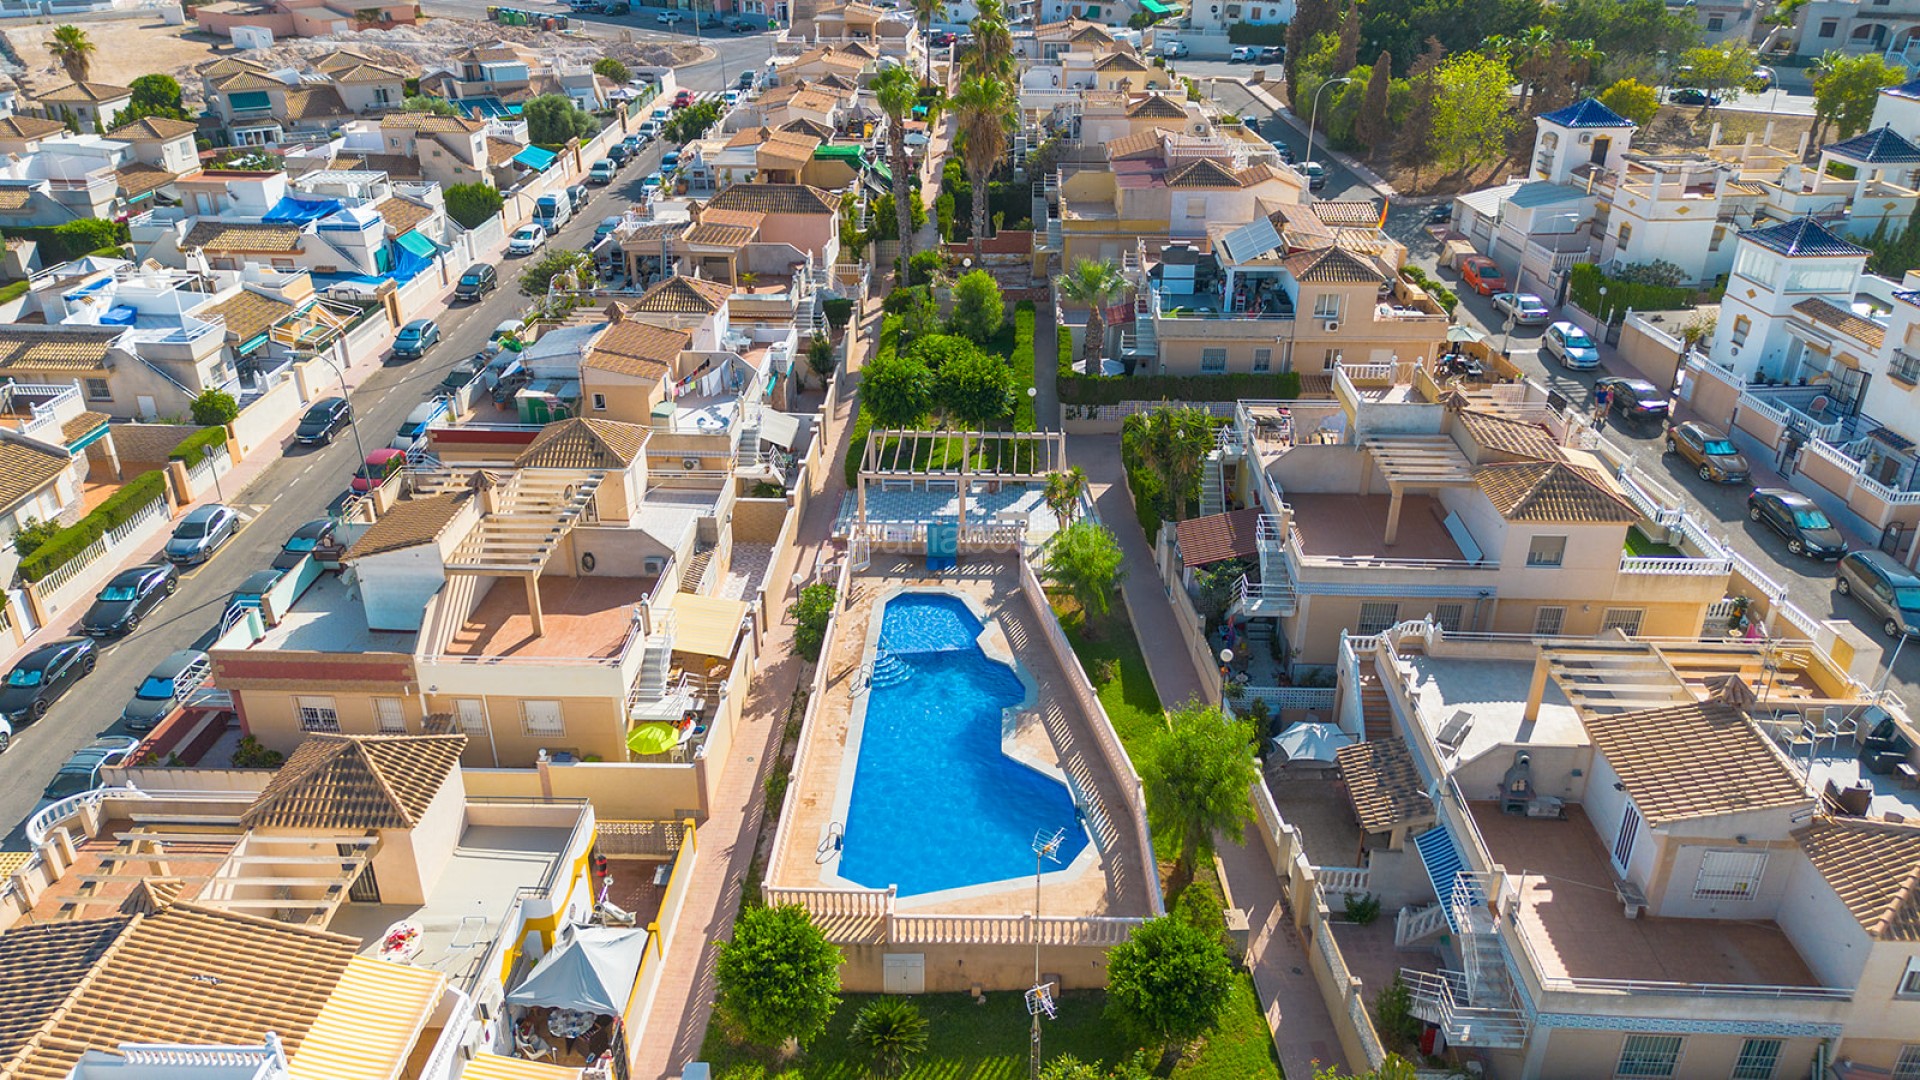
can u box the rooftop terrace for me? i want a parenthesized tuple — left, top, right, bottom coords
(1287, 493, 1465, 564)
(1402, 654, 1583, 760)
(255, 571, 418, 654)
(443, 574, 654, 660)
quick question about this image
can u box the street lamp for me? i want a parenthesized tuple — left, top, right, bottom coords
(1305, 77, 1353, 182)
(311, 351, 370, 469)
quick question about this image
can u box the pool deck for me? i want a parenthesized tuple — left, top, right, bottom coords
(771, 555, 1156, 922)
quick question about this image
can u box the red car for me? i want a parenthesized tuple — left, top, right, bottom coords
(1461, 256, 1506, 297)
(673, 89, 695, 108)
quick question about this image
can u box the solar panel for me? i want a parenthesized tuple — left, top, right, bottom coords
(1221, 216, 1280, 264)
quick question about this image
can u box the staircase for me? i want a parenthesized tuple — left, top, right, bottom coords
(1400, 873, 1531, 1049)
(868, 649, 913, 688)
(1395, 901, 1449, 947)
(1200, 452, 1225, 516)
(626, 608, 678, 715)
(735, 405, 764, 471)
(680, 545, 716, 595)
(1357, 670, 1394, 742)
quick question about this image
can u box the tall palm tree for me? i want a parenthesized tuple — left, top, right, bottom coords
(1056, 257, 1126, 374)
(1043, 466, 1088, 527)
(963, 0, 1014, 80)
(872, 64, 920, 288)
(1133, 406, 1215, 523)
(951, 74, 1015, 244)
(45, 25, 94, 86)
(909, 0, 946, 85)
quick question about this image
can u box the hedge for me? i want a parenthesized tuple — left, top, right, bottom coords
(843, 315, 901, 488)
(823, 297, 855, 328)
(19, 470, 169, 583)
(1227, 23, 1288, 46)
(0, 220, 131, 265)
(1567, 263, 1692, 318)
(1060, 369, 1303, 406)
(168, 426, 229, 464)
(0, 281, 27, 305)
(1009, 301, 1037, 431)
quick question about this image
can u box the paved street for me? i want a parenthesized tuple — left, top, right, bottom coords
(420, 0, 779, 91)
(0, 149, 674, 843)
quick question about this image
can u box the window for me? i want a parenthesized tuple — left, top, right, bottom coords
(1895, 1046, 1920, 1080)
(1731, 1039, 1782, 1080)
(1896, 351, 1920, 384)
(1357, 602, 1400, 634)
(592, 392, 608, 411)
(297, 696, 340, 733)
(1614, 799, 1642, 870)
(1200, 348, 1227, 374)
(1526, 535, 1567, 567)
(1322, 349, 1341, 370)
(1532, 606, 1566, 636)
(521, 699, 564, 735)
(455, 698, 487, 734)
(1819, 17, 1838, 35)
(374, 86, 391, 104)
(1601, 608, 1645, 635)
(1693, 849, 1767, 900)
(372, 697, 406, 733)
(1617, 221, 1633, 253)
(1313, 293, 1342, 320)
(84, 378, 111, 401)
(1252, 347, 1272, 373)
(1433, 603, 1465, 632)
(1786, 264, 1856, 293)
(1706, 13, 1724, 29)
(1900, 957, 1920, 998)
(1731, 315, 1751, 347)
(1616, 1034, 1683, 1078)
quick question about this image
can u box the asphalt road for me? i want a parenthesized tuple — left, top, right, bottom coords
(419, 0, 779, 92)
(0, 147, 673, 845)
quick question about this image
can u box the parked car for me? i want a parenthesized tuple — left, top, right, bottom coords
(929, 28, 954, 46)
(604, 0, 628, 12)
(490, 319, 522, 345)
(1157, 39, 1187, 58)
(223, 569, 285, 626)
(1300, 160, 1327, 191)
(0, 638, 97, 742)
(594, 216, 623, 244)
(1593, 375, 1669, 423)
(1229, 45, 1256, 62)
(121, 649, 211, 731)
(1542, 321, 1599, 369)
(454, 262, 498, 301)
(588, 158, 618, 185)
(351, 447, 408, 494)
(1491, 292, 1552, 325)
(163, 504, 239, 566)
(1861, 712, 1915, 774)
(1258, 46, 1283, 63)
(726, 14, 757, 29)
(1269, 137, 1294, 164)
(273, 518, 341, 571)
(641, 171, 664, 194)
(295, 396, 353, 444)
(723, 89, 740, 107)
(660, 150, 680, 173)
(1668, 87, 1720, 107)
(490, 366, 533, 406)
(737, 69, 756, 89)
(1749, 66, 1775, 90)
(1460, 256, 1506, 296)
(566, 184, 590, 212)
(607, 141, 632, 166)
(674, 89, 695, 108)
(1665, 421, 1749, 483)
(532, 192, 572, 232)
(1835, 549, 1920, 638)
(655, 9, 682, 21)
(42, 736, 140, 800)
(1747, 487, 1848, 560)
(507, 224, 548, 256)
(81, 562, 179, 637)
(622, 134, 642, 154)
(390, 319, 441, 360)
(389, 398, 452, 452)
(439, 353, 487, 395)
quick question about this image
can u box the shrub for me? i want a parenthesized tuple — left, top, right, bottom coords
(232, 735, 284, 769)
(822, 297, 854, 328)
(1227, 22, 1288, 45)
(934, 346, 1015, 427)
(849, 998, 930, 1076)
(861, 348, 934, 428)
(715, 905, 843, 1048)
(762, 768, 789, 808)
(188, 389, 239, 428)
(1061, 371, 1303, 406)
(169, 425, 230, 464)
(948, 268, 1005, 343)
(523, 93, 598, 146)
(906, 332, 985, 371)
(1374, 973, 1424, 1047)
(1010, 301, 1037, 430)
(906, 248, 943, 287)
(1400, 265, 1457, 315)
(1568, 263, 1692, 319)
(0, 220, 130, 263)
(1344, 891, 1382, 924)
(11, 517, 61, 558)
(18, 470, 168, 582)
(592, 57, 630, 85)
(844, 315, 899, 486)
(788, 583, 838, 662)
(1105, 912, 1235, 1050)
(0, 281, 28, 304)
(445, 182, 505, 230)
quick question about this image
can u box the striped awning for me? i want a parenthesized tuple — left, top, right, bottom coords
(287, 956, 445, 1080)
(1412, 824, 1481, 932)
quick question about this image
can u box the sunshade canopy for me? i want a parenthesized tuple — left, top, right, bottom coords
(514, 145, 559, 171)
(1446, 324, 1487, 344)
(504, 924, 649, 1014)
(628, 722, 678, 756)
(670, 593, 750, 658)
(1271, 722, 1356, 764)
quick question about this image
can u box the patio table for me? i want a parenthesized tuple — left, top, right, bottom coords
(549, 1008, 595, 1040)
(378, 919, 423, 963)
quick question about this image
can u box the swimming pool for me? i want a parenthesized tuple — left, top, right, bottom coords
(836, 591, 1090, 897)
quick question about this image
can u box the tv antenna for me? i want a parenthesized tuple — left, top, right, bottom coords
(1028, 827, 1066, 1080)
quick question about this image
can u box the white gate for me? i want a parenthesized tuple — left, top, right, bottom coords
(882, 953, 924, 994)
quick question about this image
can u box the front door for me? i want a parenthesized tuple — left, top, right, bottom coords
(1590, 136, 1611, 165)
(344, 846, 381, 903)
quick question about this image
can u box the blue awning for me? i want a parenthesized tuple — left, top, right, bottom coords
(228, 90, 271, 112)
(262, 196, 343, 224)
(1413, 824, 1482, 932)
(395, 230, 437, 259)
(238, 331, 270, 356)
(513, 145, 558, 171)
(66, 418, 110, 453)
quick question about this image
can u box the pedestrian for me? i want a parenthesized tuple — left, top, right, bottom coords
(1592, 384, 1612, 427)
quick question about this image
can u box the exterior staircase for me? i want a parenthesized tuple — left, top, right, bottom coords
(1200, 452, 1226, 516)
(1401, 874, 1532, 1049)
(680, 544, 716, 595)
(1358, 670, 1394, 742)
(626, 609, 679, 716)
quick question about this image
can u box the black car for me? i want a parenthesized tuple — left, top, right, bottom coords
(439, 354, 487, 395)
(81, 562, 178, 637)
(1594, 376, 1670, 422)
(273, 518, 341, 571)
(295, 396, 353, 445)
(607, 142, 632, 166)
(1669, 87, 1721, 107)
(454, 263, 498, 302)
(737, 69, 756, 89)
(1748, 488, 1848, 560)
(1426, 203, 1452, 225)
(0, 637, 97, 741)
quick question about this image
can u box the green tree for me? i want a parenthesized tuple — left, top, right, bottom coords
(906, 332, 985, 370)
(1679, 40, 1756, 114)
(1336, 3, 1362, 74)
(1286, 0, 1337, 91)
(806, 332, 837, 386)
(1357, 0, 1545, 79)
(1549, 0, 1697, 82)
(1430, 51, 1515, 174)
(403, 94, 460, 117)
(1141, 703, 1258, 898)
(714, 905, 842, 1049)
(933, 346, 1014, 427)
(1043, 465, 1087, 527)
(121, 74, 188, 124)
(45, 25, 94, 84)
(189, 389, 240, 427)
(849, 998, 929, 1076)
(1813, 51, 1905, 144)
(1354, 50, 1394, 154)
(444, 183, 504, 230)
(873, 65, 921, 287)
(518, 248, 593, 295)
(1132, 406, 1215, 523)
(910, 0, 947, 83)
(948, 268, 1005, 343)
(1055, 258, 1126, 375)
(1104, 912, 1235, 1052)
(951, 74, 1016, 244)
(1597, 77, 1661, 127)
(861, 348, 935, 427)
(665, 99, 722, 144)
(787, 583, 837, 661)
(885, 283, 941, 344)
(963, 0, 1014, 79)
(592, 56, 630, 85)
(1313, 1056, 1423, 1080)
(1041, 520, 1125, 627)
(523, 93, 597, 145)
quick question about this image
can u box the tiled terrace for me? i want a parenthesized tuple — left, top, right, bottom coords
(718, 543, 772, 601)
(1468, 802, 1821, 988)
(443, 575, 654, 660)
(1286, 493, 1464, 562)
(1402, 654, 1584, 760)
(1264, 773, 1364, 868)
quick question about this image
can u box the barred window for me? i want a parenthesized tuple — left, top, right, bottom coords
(1616, 1035, 1683, 1078)
(1893, 351, 1920, 383)
(1894, 1046, 1920, 1080)
(297, 696, 340, 733)
(1533, 606, 1566, 637)
(521, 700, 565, 736)
(1602, 608, 1645, 636)
(455, 699, 487, 734)
(1357, 602, 1399, 635)
(1693, 850, 1767, 901)
(1433, 603, 1465, 632)
(1731, 1039, 1781, 1080)
(373, 697, 406, 734)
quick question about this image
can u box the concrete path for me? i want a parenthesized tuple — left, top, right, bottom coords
(1069, 432, 1350, 1078)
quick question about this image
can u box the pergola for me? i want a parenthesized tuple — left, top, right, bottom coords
(58, 828, 377, 926)
(1527, 641, 1693, 723)
(856, 429, 1067, 530)
(1359, 436, 1477, 546)
(441, 468, 604, 638)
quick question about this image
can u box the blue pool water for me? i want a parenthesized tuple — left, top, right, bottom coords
(838, 592, 1089, 896)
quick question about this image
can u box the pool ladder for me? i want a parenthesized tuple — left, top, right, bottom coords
(867, 649, 914, 689)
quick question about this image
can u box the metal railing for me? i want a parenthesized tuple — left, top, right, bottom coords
(1619, 554, 1733, 575)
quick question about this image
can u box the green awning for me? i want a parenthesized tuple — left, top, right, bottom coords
(814, 144, 863, 161)
(513, 145, 558, 170)
(395, 230, 437, 259)
(229, 90, 271, 112)
(1140, 0, 1174, 12)
(870, 159, 892, 184)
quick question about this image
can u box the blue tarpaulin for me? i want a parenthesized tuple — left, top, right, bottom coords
(262, 197, 344, 224)
(513, 145, 558, 171)
(99, 305, 138, 326)
(389, 230, 438, 284)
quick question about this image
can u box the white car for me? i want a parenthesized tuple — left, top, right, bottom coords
(1158, 40, 1188, 58)
(1491, 291, 1552, 325)
(507, 223, 548, 256)
(1543, 321, 1601, 369)
(655, 9, 683, 22)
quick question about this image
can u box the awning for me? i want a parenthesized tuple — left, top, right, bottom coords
(505, 925, 649, 1015)
(1413, 824, 1481, 932)
(759, 409, 802, 450)
(459, 1053, 585, 1080)
(1140, 0, 1175, 12)
(396, 230, 437, 259)
(670, 592, 750, 658)
(1271, 722, 1354, 764)
(229, 90, 271, 111)
(288, 957, 445, 1080)
(514, 145, 559, 171)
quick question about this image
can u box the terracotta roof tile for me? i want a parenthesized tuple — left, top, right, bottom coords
(684, 221, 756, 247)
(0, 188, 35, 212)
(1282, 245, 1385, 284)
(631, 275, 730, 314)
(183, 221, 303, 254)
(117, 877, 186, 916)
(705, 182, 836, 215)
(377, 195, 434, 236)
(1165, 158, 1243, 188)
(0, 326, 124, 373)
(586, 320, 689, 379)
(242, 733, 467, 830)
(780, 117, 835, 138)
(381, 112, 485, 134)
(107, 116, 197, 140)
(1126, 94, 1187, 119)
(1313, 201, 1388, 227)
(0, 438, 69, 512)
(114, 162, 175, 199)
(213, 70, 284, 92)
(200, 289, 295, 345)
(59, 410, 107, 446)
(37, 81, 132, 104)
(311, 48, 377, 72)
(1172, 507, 1261, 568)
(515, 417, 648, 469)
(332, 62, 408, 84)
(356, 153, 424, 179)
(1584, 703, 1809, 824)
(1456, 410, 1562, 461)
(199, 56, 271, 77)
(1336, 739, 1434, 833)
(1793, 297, 1886, 348)
(0, 115, 68, 140)
(1794, 816, 1920, 941)
(1106, 126, 1173, 160)
(485, 137, 521, 166)
(283, 85, 350, 121)
(344, 490, 472, 560)
(1095, 50, 1151, 72)
(0, 917, 130, 1065)
(1475, 460, 1637, 523)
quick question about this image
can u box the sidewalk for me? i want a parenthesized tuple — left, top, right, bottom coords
(1068, 435, 1349, 1078)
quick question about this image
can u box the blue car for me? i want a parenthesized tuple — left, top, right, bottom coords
(163, 503, 239, 566)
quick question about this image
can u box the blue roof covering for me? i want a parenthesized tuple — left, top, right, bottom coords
(1413, 825, 1482, 933)
(1742, 216, 1871, 258)
(394, 230, 437, 259)
(513, 145, 558, 171)
(1886, 78, 1920, 100)
(261, 196, 343, 224)
(1538, 97, 1634, 130)
(458, 96, 513, 118)
(1824, 125, 1920, 164)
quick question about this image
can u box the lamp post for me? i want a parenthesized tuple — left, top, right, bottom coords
(312, 351, 370, 469)
(1305, 77, 1352, 183)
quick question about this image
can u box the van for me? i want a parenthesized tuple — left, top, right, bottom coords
(533, 192, 572, 231)
(1836, 549, 1920, 639)
(389, 398, 451, 452)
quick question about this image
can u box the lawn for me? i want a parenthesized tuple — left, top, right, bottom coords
(1623, 525, 1683, 558)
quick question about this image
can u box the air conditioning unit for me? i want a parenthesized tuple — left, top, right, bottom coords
(681, 456, 700, 470)
(1325, 321, 1341, 333)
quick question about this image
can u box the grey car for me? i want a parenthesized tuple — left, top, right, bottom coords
(1836, 549, 1920, 639)
(122, 649, 212, 730)
(163, 504, 238, 566)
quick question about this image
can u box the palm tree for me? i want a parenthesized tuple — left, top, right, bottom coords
(1043, 466, 1088, 527)
(1055, 257, 1126, 374)
(1141, 703, 1258, 902)
(951, 74, 1015, 244)
(1133, 406, 1215, 523)
(45, 25, 94, 86)
(872, 64, 921, 288)
(963, 0, 1014, 80)
(909, 0, 946, 85)
(849, 998, 930, 1077)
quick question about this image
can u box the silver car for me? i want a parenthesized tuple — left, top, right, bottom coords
(1543, 321, 1600, 369)
(1492, 292, 1552, 325)
(1836, 549, 1920, 639)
